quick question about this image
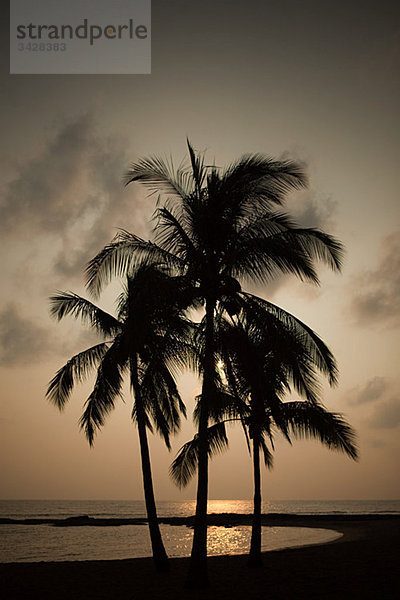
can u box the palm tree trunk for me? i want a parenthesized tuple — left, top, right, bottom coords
(248, 426, 263, 567)
(186, 297, 216, 588)
(131, 361, 169, 572)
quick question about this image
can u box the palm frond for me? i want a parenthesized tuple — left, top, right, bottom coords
(85, 230, 185, 298)
(281, 402, 358, 460)
(222, 154, 308, 208)
(292, 228, 344, 272)
(140, 357, 186, 448)
(170, 422, 228, 488)
(221, 352, 252, 453)
(124, 153, 193, 198)
(240, 293, 338, 385)
(225, 222, 320, 285)
(46, 342, 110, 410)
(288, 359, 322, 403)
(259, 435, 274, 469)
(187, 139, 206, 197)
(193, 389, 242, 425)
(131, 398, 154, 433)
(79, 341, 126, 445)
(154, 206, 198, 262)
(224, 214, 343, 288)
(232, 210, 296, 244)
(50, 293, 121, 336)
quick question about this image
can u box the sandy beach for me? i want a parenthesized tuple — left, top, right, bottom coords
(1, 515, 399, 599)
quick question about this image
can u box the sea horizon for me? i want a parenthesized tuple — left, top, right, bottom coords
(2, 498, 399, 514)
(2, 496, 399, 501)
(1, 499, 399, 564)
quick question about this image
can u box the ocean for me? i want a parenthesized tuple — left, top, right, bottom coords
(1, 499, 398, 563)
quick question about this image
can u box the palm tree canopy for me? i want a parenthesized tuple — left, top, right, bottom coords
(170, 311, 358, 488)
(86, 141, 343, 300)
(218, 311, 356, 455)
(170, 397, 357, 488)
(47, 263, 193, 446)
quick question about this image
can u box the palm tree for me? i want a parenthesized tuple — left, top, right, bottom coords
(46, 263, 193, 571)
(170, 310, 358, 567)
(216, 312, 358, 566)
(85, 141, 344, 587)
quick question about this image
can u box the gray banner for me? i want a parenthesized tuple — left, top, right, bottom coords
(10, 0, 151, 74)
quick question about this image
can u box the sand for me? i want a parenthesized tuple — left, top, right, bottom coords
(1, 515, 399, 599)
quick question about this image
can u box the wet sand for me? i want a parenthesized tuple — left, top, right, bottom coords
(1, 515, 399, 599)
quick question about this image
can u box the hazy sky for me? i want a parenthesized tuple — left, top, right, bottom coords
(1, 0, 399, 502)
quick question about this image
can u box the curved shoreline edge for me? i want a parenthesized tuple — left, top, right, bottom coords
(1, 517, 399, 599)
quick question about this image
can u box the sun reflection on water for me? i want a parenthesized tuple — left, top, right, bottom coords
(162, 524, 340, 558)
(207, 526, 251, 556)
(178, 499, 256, 517)
(159, 500, 342, 559)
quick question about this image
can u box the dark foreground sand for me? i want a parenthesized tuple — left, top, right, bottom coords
(1, 516, 399, 600)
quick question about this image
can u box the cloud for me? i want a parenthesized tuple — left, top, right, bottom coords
(349, 231, 400, 327)
(348, 377, 400, 431)
(286, 190, 338, 231)
(367, 438, 386, 449)
(1, 114, 94, 233)
(370, 397, 400, 429)
(279, 150, 338, 231)
(0, 300, 108, 369)
(58, 327, 104, 359)
(348, 376, 388, 406)
(0, 304, 51, 367)
(0, 113, 151, 284)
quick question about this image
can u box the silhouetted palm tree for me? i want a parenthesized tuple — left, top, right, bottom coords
(170, 310, 357, 567)
(85, 141, 344, 587)
(217, 312, 358, 566)
(47, 264, 192, 571)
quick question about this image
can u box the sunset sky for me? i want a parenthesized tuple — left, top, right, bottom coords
(1, 0, 399, 502)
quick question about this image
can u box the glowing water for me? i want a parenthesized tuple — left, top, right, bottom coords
(1, 499, 398, 563)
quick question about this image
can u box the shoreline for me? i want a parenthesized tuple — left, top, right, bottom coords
(1, 511, 398, 527)
(1, 515, 399, 599)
